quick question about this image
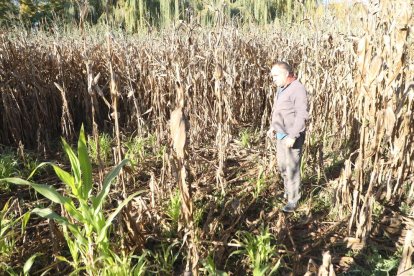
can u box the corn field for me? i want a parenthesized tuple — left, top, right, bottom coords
(0, 0, 413, 275)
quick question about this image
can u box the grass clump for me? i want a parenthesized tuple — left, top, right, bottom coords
(0, 199, 31, 273)
(231, 226, 282, 276)
(88, 133, 113, 165)
(125, 134, 157, 165)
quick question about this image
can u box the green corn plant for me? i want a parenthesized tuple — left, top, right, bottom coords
(2, 125, 144, 275)
(230, 226, 281, 276)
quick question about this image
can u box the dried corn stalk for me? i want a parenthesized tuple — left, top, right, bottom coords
(170, 81, 198, 275)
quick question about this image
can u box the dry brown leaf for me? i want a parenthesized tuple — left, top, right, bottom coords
(366, 55, 383, 86)
(384, 104, 396, 136)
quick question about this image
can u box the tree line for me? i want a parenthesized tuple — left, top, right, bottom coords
(0, 0, 320, 31)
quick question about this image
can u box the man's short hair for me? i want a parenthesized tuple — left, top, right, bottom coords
(273, 61, 294, 75)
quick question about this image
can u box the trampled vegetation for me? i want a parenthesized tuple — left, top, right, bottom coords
(0, 0, 413, 275)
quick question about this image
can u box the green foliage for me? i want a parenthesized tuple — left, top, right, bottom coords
(23, 253, 42, 276)
(314, 190, 331, 212)
(201, 254, 228, 276)
(22, 154, 40, 176)
(0, 150, 39, 190)
(131, 253, 148, 275)
(1, 0, 320, 31)
(125, 134, 156, 165)
(99, 251, 148, 275)
(88, 133, 113, 165)
(370, 248, 401, 276)
(0, 199, 31, 273)
(2, 125, 145, 275)
(149, 241, 180, 274)
(231, 226, 282, 276)
(0, 0, 19, 25)
(166, 189, 181, 228)
(238, 128, 260, 149)
(372, 199, 385, 220)
(193, 203, 205, 227)
(0, 152, 19, 189)
(399, 202, 411, 216)
(251, 170, 267, 199)
(344, 247, 401, 276)
(240, 128, 252, 148)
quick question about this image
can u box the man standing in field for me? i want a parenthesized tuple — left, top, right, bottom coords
(267, 61, 308, 212)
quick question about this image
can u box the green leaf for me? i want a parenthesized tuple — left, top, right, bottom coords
(78, 125, 93, 199)
(27, 161, 49, 180)
(55, 255, 72, 265)
(97, 191, 143, 243)
(91, 212, 106, 234)
(23, 253, 42, 275)
(1, 198, 11, 217)
(1, 177, 33, 186)
(79, 201, 95, 227)
(51, 164, 78, 197)
(0, 178, 71, 205)
(62, 138, 81, 186)
(32, 208, 68, 225)
(33, 208, 86, 244)
(92, 159, 130, 213)
(269, 258, 282, 275)
(63, 200, 84, 223)
(21, 212, 31, 235)
(27, 162, 79, 197)
(31, 183, 69, 205)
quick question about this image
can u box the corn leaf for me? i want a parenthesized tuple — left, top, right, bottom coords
(1, 198, 10, 216)
(79, 202, 95, 228)
(31, 183, 69, 205)
(63, 201, 83, 223)
(27, 162, 77, 197)
(23, 253, 42, 276)
(2, 177, 33, 186)
(33, 208, 86, 244)
(21, 212, 31, 235)
(97, 190, 143, 243)
(27, 161, 49, 180)
(78, 125, 93, 199)
(92, 159, 130, 213)
(32, 207, 68, 224)
(51, 165, 78, 197)
(1, 178, 70, 205)
(269, 258, 282, 274)
(62, 138, 81, 186)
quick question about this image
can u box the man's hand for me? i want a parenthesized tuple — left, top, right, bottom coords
(285, 137, 296, 148)
(266, 128, 275, 140)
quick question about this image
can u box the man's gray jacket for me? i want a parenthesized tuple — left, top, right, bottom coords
(271, 80, 309, 140)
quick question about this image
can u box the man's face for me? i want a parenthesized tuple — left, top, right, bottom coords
(270, 66, 289, 87)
